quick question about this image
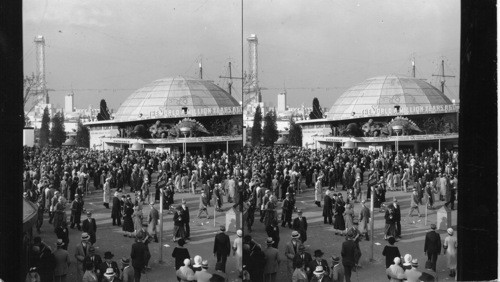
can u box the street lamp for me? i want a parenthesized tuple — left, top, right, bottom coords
(179, 127, 191, 154)
(392, 125, 403, 152)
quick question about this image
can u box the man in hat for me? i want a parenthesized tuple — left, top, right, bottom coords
(314, 175, 323, 207)
(323, 190, 333, 225)
(103, 268, 120, 282)
(190, 260, 212, 282)
(263, 237, 280, 282)
(308, 250, 329, 281)
(180, 199, 191, 239)
(285, 231, 303, 276)
(392, 197, 402, 238)
(103, 177, 111, 208)
(120, 258, 134, 282)
(293, 244, 312, 274)
(424, 224, 441, 272)
(112, 191, 122, 226)
(292, 209, 308, 243)
(53, 239, 70, 282)
(341, 230, 357, 282)
(404, 259, 423, 281)
(84, 246, 102, 278)
(266, 219, 280, 249)
(197, 191, 210, 219)
(281, 192, 293, 228)
(213, 225, 231, 273)
(70, 194, 84, 230)
(75, 233, 92, 282)
(331, 256, 344, 282)
(358, 200, 370, 241)
(147, 202, 159, 242)
(176, 258, 195, 282)
(82, 211, 98, 245)
(408, 189, 421, 217)
(130, 232, 148, 281)
(310, 266, 332, 282)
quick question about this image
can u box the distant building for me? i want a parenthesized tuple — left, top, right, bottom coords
(277, 91, 287, 113)
(65, 92, 74, 113)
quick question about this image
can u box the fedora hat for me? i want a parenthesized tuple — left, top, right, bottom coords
(411, 259, 419, 267)
(81, 233, 90, 241)
(121, 258, 130, 265)
(56, 239, 64, 247)
(313, 266, 325, 275)
(266, 237, 275, 245)
(104, 251, 114, 259)
(291, 231, 301, 239)
(314, 249, 324, 257)
(331, 256, 340, 263)
(104, 268, 115, 277)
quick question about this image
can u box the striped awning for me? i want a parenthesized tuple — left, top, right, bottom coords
(114, 76, 241, 121)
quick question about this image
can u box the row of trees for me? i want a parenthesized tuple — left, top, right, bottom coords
(37, 107, 90, 148)
(250, 105, 302, 146)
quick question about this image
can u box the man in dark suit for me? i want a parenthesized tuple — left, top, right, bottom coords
(341, 230, 357, 282)
(131, 233, 148, 282)
(424, 224, 441, 272)
(82, 211, 97, 245)
(84, 246, 102, 278)
(322, 191, 333, 225)
(392, 197, 402, 238)
(99, 251, 120, 282)
(293, 244, 312, 273)
(265, 219, 280, 249)
(308, 250, 329, 281)
(148, 202, 159, 242)
(262, 237, 280, 282)
(180, 199, 191, 239)
(112, 192, 122, 226)
(281, 193, 293, 228)
(292, 210, 308, 243)
(213, 225, 231, 273)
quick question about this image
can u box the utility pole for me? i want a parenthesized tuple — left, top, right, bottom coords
(199, 61, 203, 80)
(219, 61, 244, 97)
(412, 58, 416, 78)
(432, 60, 455, 94)
(370, 186, 375, 262)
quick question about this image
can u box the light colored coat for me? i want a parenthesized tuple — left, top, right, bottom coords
(263, 246, 280, 274)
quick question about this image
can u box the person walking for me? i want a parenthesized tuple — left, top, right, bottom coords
(99, 252, 120, 282)
(424, 224, 441, 272)
(407, 189, 421, 218)
(265, 219, 280, 249)
(330, 256, 344, 282)
(384, 204, 397, 240)
(262, 237, 280, 282)
(292, 245, 312, 274)
(132, 205, 143, 238)
(382, 237, 401, 269)
(358, 200, 370, 240)
(310, 266, 332, 282)
(111, 192, 122, 226)
(308, 250, 330, 281)
(233, 230, 244, 277)
(404, 259, 422, 282)
(291, 261, 308, 282)
(314, 175, 323, 207)
(75, 233, 92, 282)
(180, 199, 191, 239)
(119, 258, 134, 282)
(281, 193, 293, 228)
(443, 228, 457, 277)
(322, 191, 333, 225)
(130, 232, 148, 282)
(84, 246, 102, 278)
(171, 239, 190, 281)
(213, 225, 231, 273)
(197, 191, 210, 218)
(341, 230, 357, 282)
(103, 177, 111, 209)
(173, 206, 186, 242)
(82, 263, 98, 282)
(82, 211, 97, 245)
(285, 231, 303, 277)
(147, 202, 159, 242)
(343, 203, 354, 231)
(70, 194, 84, 230)
(391, 198, 402, 238)
(292, 210, 308, 243)
(53, 240, 70, 282)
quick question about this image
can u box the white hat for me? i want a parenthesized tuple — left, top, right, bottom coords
(104, 268, 115, 277)
(236, 229, 243, 237)
(313, 266, 325, 275)
(447, 228, 454, 235)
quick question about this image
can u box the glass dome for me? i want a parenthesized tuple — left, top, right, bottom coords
(114, 76, 240, 121)
(327, 75, 454, 120)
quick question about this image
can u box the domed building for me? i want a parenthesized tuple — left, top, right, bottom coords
(85, 76, 242, 154)
(297, 75, 459, 152)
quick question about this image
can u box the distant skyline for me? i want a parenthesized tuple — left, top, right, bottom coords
(23, 0, 460, 111)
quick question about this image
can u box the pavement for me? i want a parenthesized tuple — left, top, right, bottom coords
(247, 180, 458, 282)
(35, 177, 242, 282)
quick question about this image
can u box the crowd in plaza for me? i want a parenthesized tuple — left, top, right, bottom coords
(240, 145, 458, 282)
(23, 146, 245, 282)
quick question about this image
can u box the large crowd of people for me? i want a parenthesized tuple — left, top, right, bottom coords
(22, 144, 458, 281)
(23, 146, 245, 282)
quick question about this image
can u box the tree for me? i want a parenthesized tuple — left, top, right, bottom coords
(97, 99, 111, 120)
(76, 118, 90, 148)
(251, 105, 263, 146)
(23, 73, 41, 127)
(288, 116, 302, 146)
(39, 107, 50, 147)
(263, 110, 279, 146)
(309, 97, 324, 119)
(50, 112, 66, 147)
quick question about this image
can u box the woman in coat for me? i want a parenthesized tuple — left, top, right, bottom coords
(443, 228, 457, 277)
(333, 197, 345, 234)
(132, 205, 143, 237)
(173, 207, 186, 241)
(111, 192, 122, 226)
(103, 177, 111, 209)
(122, 198, 135, 237)
(343, 203, 354, 231)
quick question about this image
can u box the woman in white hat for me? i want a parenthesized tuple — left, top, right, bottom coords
(443, 227, 457, 277)
(103, 177, 111, 209)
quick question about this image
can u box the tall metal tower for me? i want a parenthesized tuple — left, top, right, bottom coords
(244, 34, 261, 107)
(34, 35, 49, 104)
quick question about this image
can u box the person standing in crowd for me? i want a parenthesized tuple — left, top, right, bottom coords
(103, 177, 111, 209)
(122, 196, 135, 238)
(180, 199, 191, 240)
(120, 258, 134, 282)
(330, 256, 344, 282)
(384, 203, 396, 240)
(147, 202, 159, 243)
(443, 228, 457, 277)
(197, 191, 210, 218)
(111, 192, 122, 226)
(425, 182, 435, 209)
(213, 225, 231, 273)
(292, 210, 308, 243)
(308, 250, 329, 281)
(82, 211, 97, 245)
(265, 219, 280, 249)
(382, 237, 401, 269)
(233, 230, 243, 277)
(25, 267, 41, 282)
(130, 232, 148, 282)
(314, 175, 323, 207)
(55, 221, 70, 250)
(333, 194, 345, 235)
(386, 257, 405, 282)
(173, 206, 186, 242)
(85, 246, 102, 278)
(407, 189, 421, 218)
(310, 266, 332, 282)
(341, 230, 357, 282)
(404, 259, 422, 282)
(132, 205, 143, 238)
(263, 237, 280, 282)
(343, 203, 354, 231)
(99, 251, 120, 282)
(424, 224, 441, 272)
(75, 233, 92, 282)
(70, 194, 84, 230)
(281, 193, 293, 228)
(293, 245, 312, 274)
(323, 191, 333, 225)
(191, 260, 213, 282)
(53, 239, 70, 282)
(285, 231, 303, 277)
(358, 200, 370, 241)
(82, 262, 98, 282)
(392, 197, 402, 238)
(171, 239, 190, 281)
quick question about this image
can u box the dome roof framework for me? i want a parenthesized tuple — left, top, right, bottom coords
(327, 75, 456, 121)
(114, 76, 241, 122)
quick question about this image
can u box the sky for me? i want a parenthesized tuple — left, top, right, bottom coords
(23, 0, 460, 111)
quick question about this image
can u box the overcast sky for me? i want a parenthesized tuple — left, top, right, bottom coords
(23, 0, 460, 111)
